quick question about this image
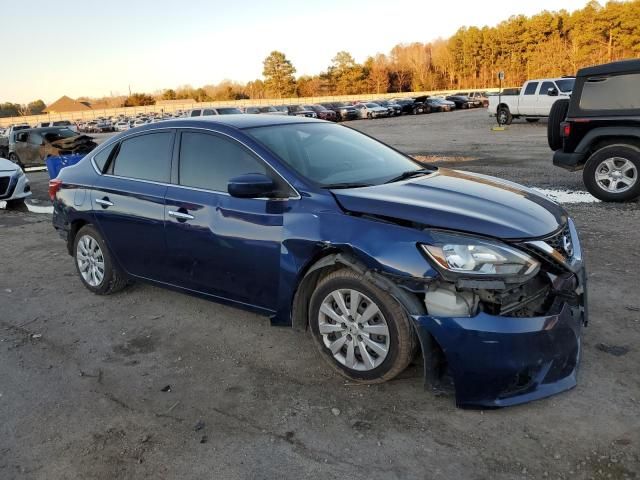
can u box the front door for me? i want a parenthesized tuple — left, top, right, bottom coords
(537, 80, 559, 116)
(164, 130, 287, 311)
(15, 132, 41, 167)
(92, 130, 175, 281)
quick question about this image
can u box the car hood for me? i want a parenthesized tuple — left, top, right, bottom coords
(0, 157, 19, 172)
(331, 168, 567, 239)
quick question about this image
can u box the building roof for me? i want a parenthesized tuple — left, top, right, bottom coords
(44, 96, 93, 114)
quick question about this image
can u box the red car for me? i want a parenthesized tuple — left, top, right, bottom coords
(306, 104, 337, 121)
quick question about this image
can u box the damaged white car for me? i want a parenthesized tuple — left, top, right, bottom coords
(0, 157, 31, 207)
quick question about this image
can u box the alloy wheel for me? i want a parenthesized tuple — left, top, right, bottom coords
(76, 234, 105, 287)
(318, 289, 390, 371)
(595, 157, 637, 193)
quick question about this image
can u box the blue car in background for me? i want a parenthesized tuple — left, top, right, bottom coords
(50, 115, 587, 407)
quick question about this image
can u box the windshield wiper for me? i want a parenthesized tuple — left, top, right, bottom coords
(323, 182, 374, 189)
(384, 168, 431, 184)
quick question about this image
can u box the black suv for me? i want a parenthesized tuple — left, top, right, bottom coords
(549, 59, 640, 202)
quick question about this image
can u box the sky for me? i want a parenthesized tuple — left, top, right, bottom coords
(2, 0, 594, 104)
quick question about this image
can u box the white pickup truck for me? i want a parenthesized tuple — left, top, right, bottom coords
(489, 77, 575, 125)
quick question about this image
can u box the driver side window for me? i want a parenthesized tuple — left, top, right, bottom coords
(178, 131, 268, 192)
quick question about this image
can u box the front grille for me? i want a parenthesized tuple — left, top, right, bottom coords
(0, 176, 10, 196)
(520, 224, 574, 275)
(544, 224, 571, 254)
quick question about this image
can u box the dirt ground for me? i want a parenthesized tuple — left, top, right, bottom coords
(1, 109, 639, 480)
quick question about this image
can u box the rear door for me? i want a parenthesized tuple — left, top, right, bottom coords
(91, 130, 175, 281)
(164, 129, 288, 311)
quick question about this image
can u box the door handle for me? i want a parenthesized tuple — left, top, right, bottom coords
(96, 197, 113, 208)
(168, 210, 194, 221)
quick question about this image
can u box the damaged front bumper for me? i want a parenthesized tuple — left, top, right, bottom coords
(412, 264, 587, 408)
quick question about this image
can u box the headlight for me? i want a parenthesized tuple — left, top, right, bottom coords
(420, 231, 540, 278)
(15, 168, 24, 178)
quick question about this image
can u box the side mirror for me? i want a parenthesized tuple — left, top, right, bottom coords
(228, 173, 278, 199)
(547, 87, 559, 97)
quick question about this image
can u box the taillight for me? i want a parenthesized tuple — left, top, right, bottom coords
(561, 121, 571, 137)
(48, 179, 62, 201)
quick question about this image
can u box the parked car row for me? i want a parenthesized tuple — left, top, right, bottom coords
(237, 95, 484, 122)
(1, 93, 487, 145)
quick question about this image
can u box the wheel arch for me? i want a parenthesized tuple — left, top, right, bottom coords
(67, 218, 90, 255)
(290, 249, 426, 332)
(576, 127, 640, 155)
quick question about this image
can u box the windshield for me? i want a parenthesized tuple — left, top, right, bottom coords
(259, 106, 278, 112)
(245, 123, 427, 187)
(43, 128, 77, 142)
(365, 103, 379, 108)
(556, 79, 575, 92)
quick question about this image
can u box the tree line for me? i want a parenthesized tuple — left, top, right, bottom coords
(2, 0, 638, 117)
(106, 0, 640, 105)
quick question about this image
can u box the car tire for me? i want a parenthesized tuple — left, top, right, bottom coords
(526, 118, 540, 123)
(309, 269, 417, 383)
(5, 198, 25, 209)
(583, 144, 640, 202)
(497, 106, 512, 125)
(73, 224, 129, 295)
(547, 99, 570, 150)
(8, 153, 25, 170)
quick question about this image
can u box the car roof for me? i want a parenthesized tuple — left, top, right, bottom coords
(577, 59, 640, 77)
(127, 115, 324, 132)
(19, 127, 75, 134)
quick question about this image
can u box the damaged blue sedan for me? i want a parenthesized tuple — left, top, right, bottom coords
(51, 115, 587, 407)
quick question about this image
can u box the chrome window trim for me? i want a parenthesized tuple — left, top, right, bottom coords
(89, 126, 301, 200)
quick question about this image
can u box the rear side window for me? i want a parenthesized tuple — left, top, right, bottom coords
(524, 82, 538, 95)
(539, 81, 555, 95)
(111, 132, 173, 182)
(579, 74, 640, 110)
(203, 109, 216, 116)
(178, 132, 267, 192)
(93, 143, 117, 172)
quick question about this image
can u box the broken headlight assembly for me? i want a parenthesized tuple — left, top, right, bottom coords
(419, 231, 543, 317)
(420, 231, 540, 280)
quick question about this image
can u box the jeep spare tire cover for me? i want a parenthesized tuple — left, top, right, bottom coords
(548, 99, 570, 150)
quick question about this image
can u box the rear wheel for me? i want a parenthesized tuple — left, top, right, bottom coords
(547, 99, 570, 150)
(309, 269, 416, 383)
(73, 225, 129, 294)
(5, 198, 25, 209)
(497, 106, 512, 125)
(583, 144, 640, 202)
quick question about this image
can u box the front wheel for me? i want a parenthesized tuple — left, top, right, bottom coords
(309, 269, 417, 383)
(583, 145, 640, 202)
(8, 153, 24, 170)
(73, 225, 129, 294)
(497, 106, 512, 125)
